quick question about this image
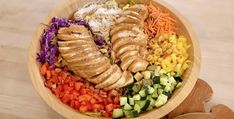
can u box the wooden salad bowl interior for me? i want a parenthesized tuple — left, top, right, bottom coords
(28, 0, 201, 118)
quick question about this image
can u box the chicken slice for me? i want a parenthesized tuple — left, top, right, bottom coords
(59, 44, 97, 54)
(57, 34, 93, 41)
(58, 25, 91, 35)
(128, 58, 149, 73)
(71, 56, 106, 67)
(74, 61, 111, 78)
(103, 70, 127, 90)
(122, 10, 143, 21)
(111, 30, 139, 43)
(113, 37, 147, 51)
(120, 56, 138, 70)
(60, 47, 97, 59)
(116, 15, 143, 27)
(72, 57, 110, 70)
(119, 50, 139, 61)
(57, 25, 93, 41)
(126, 4, 148, 19)
(116, 44, 140, 57)
(139, 47, 149, 59)
(58, 40, 94, 47)
(66, 51, 102, 63)
(87, 64, 116, 84)
(110, 23, 138, 36)
(124, 71, 134, 86)
(95, 65, 122, 89)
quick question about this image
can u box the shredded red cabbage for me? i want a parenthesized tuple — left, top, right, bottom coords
(37, 17, 104, 65)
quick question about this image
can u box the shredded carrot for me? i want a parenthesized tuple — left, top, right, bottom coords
(144, 2, 177, 38)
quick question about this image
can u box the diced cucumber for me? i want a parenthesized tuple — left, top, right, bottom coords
(134, 104, 141, 113)
(142, 71, 151, 80)
(152, 90, 158, 99)
(176, 82, 182, 88)
(113, 109, 124, 119)
(120, 97, 128, 106)
(153, 84, 163, 90)
(129, 98, 134, 106)
(159, 69, 167, 75)
(147, 86, 155, 94)
(160, 75, 168, 86)
(158, 88, 164, 95)
(135, 100, 151, 111)
(135, 100, 144, 109)
(131, 110, 139, 117)
(163, 92, 172, 98)
(134, 72, 143, 81)
(123, 110, 132, 118)
(168, 77, 177, 86)
(146, 95, 153, 100)
(133, 94, 141, 101)
(152, 76, 160, 84)
(141, 100, 151, 111)
(146, 95, 156, 106)
(139, 89, 147, 97)
(149, 98, 155, 106)
(155, 94, 168, 108)
(174, 76, 182, 82)
(164, 85, 171, 93)
(123, 103, 132, 110)
(146, 105, 154, 111)
(141, 96, 147, 100)
(155, 100, 164, 108)
(132, 82, 142, 93)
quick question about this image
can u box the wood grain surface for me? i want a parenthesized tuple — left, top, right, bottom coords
(168, 79, 213, 119)
(0, 0, 234, 119)
(174, 104, 234, 119)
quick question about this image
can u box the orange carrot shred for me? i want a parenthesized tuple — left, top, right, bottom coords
(144, 2, 177, 38)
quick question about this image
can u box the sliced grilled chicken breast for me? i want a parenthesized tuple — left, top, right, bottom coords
(65, 51, 102, 63)
(113, 37, 147, 51)
(116, 44, 140, 57)
(122, 10, 143, 21)
(110, 23, 137, 36)
(95, 65, 122, 89)
(103, 70, 127, 91)
(74, 61, 111, 78)
(110, 4, 149, 73)
(128, 58, 149, 73)
(58, 40, 94, 47)
(116, 15, 143, 27)
(87, 64, 116, 84)
(126, 4, 148, 19)
(59, 45, 97, 54)
(124, 71, 134, 86)
(57, 34, 93, 41)
(120, 56, 138, 70)
(119, 50, 139, 61)
(111, 30, 139, 43)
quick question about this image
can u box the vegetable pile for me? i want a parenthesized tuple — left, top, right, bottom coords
(36, 0, 191, 118)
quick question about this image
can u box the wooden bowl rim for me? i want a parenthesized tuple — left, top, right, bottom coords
(28, 0, 201, 118)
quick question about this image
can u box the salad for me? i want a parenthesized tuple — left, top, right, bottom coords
(37, 0, 190, 118)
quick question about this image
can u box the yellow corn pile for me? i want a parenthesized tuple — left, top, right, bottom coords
(147, 33, 191, 76)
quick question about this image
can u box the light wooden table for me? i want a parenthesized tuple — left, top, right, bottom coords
(0, 0, 233, 118)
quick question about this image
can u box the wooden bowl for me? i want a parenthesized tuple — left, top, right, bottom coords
(28, 0, 201, 118)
